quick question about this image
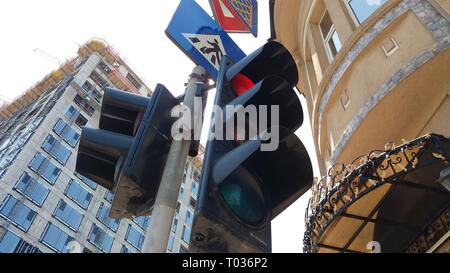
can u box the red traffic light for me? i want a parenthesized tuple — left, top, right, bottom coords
(231, 73, 254, 96)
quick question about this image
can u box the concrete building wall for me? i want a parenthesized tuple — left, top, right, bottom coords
(167, 162, 201, 253)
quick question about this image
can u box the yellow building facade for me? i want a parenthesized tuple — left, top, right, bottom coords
(273, 0, 450, 252)
(274, 0, 450, 172)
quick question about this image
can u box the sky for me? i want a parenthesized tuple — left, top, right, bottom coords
(0, 0, 321, 253)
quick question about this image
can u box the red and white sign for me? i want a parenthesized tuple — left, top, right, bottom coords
(209, 0, 250, 33)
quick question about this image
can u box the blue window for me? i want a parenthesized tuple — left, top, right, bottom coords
(133, 216, 150, 231)
(0, 169, 7, 180)
(347, 0, 387, 24)
(176, 201, 181, 214)
(0, 195, 36, 232)
(74, 172, 97, 190)
(167, 234, 175, 252)
(88, 224, 114, 253)
(120, 245, 134, 253)
(53, 200, 83, 231)
(191, 182, 198, 197)
(193, 169, 200, 181)
(179, 187, 184, 200)
(14, 172, 50, 206)
(75, 112, 88, 128)
(0, 231, 20, 253)
(125, 225, 145, 250)
(41, 134, 71, 165)
(53, 119, 80, 147)
(189, 197, 196, 210)
(0, 230, 41, 253)
(185, 210, 193, 226)
(41, 223, 73, 253)
(29, 153, 61, 184)
(65, 180, 92, 210)
(181, 225, 191, 243)
(172, 218, 178, 233)
(104, 190, 114, 203)
(64, 105, 78, 121)
(97, 203, 120, 232)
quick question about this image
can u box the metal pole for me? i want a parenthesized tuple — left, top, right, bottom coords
(142, 66, 206, 253)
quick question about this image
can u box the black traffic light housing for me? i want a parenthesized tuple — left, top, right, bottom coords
(76, 84, 178, 218)
(190, 41, 313, 253)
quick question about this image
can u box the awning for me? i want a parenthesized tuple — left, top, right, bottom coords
(304, 134, 450, 253)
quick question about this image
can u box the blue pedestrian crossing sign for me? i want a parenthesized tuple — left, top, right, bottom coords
(166, 0, 246, 80)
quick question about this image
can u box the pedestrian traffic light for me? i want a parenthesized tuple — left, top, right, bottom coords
(189, 41, 313, 253)
(76, 84, 178, 218)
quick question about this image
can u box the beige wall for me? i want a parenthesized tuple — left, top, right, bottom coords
(434, 0, 450, 17)
(275, 0, 450, 170)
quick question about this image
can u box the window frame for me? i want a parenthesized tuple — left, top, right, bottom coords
(319, 10, 342, 62)
(73, 94, 95, 117)
(344, 0, 387, 25)
(28, 152, 61, 185)
(64, 179, 92, 210)
(64, 105, 78, 122)
(41, 134, 72, 165)
(185, 210, 194, 226)
(87, 224, 114, 253)
(172, 218, 178, 233)
(0, 195, 37, 232)
(96, 202, 121, 232)
(13, 172, 50, 207)
(40, 222, 74, 253)
(74, 113, 88, 128)
(74, 172, 98, 190)
(53, 118, 81, 148)
(0, 230, 21, 253)
(104, 190, 114, 203)
(125, 224, 145, 251)
(133, 216, 150, 231)
(52, 199, 84, 232)
(167, 233, 175, 252)
(179, 186, 184, 200)
(191, 181, 198, 198)
(181, 225, 191, 244)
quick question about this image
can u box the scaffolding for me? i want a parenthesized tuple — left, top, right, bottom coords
(0, 38, 149, 120)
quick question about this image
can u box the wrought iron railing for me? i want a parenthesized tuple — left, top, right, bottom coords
(304, 134, 450, 253)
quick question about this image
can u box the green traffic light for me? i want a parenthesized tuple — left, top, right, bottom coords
(218, 167, 266, 225)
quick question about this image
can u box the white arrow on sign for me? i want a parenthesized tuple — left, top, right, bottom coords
(183, 33, 227, 70)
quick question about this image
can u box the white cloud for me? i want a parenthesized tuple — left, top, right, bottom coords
(366, 0, 383, 6)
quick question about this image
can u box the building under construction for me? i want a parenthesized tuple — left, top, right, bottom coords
(0, 39, 202, 253)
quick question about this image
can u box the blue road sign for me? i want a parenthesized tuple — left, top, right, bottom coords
(226, 0, 258, 37)
(166, 0, 246, 79)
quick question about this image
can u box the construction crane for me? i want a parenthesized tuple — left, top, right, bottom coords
(33, 48, 62, 65)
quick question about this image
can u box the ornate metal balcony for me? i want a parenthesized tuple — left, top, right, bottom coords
(304, 134, 450, 253)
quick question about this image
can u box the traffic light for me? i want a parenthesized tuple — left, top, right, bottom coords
(76, 84, 178, 218)
(189, 41, 313, 253)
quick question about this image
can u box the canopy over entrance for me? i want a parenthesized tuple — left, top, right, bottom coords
(305, 134, 450, 253)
